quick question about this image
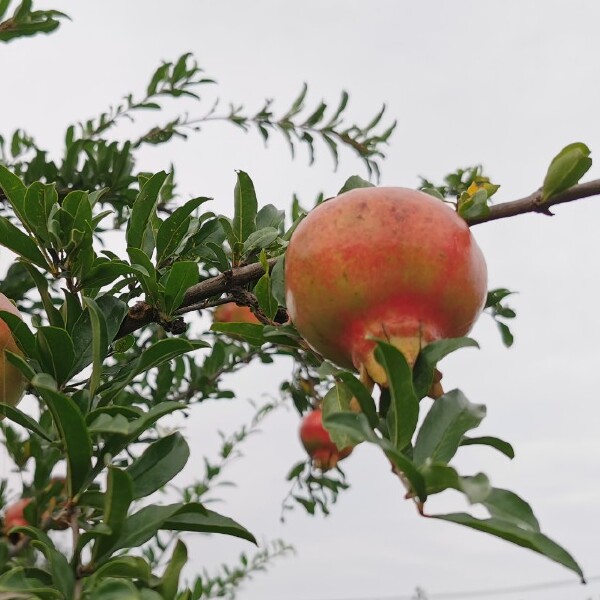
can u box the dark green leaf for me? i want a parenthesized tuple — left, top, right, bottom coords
(156, 540, 187, 600)
(156, 196, 211, 266)
(211, 322, 265, 346)
(0, 217, 48, 269)
(413, 337, 479, 399)
(460, 436, 515, 459)
(36, 327, 74, 385)
(481, 488, 539, 532)
(0, 403, 53, 442)
(126, 171, 168, 252)
(375, 342, 419, 451)
(337, 372, 378, 428)
(432, 512, 584, 582)
(337, 175, 374, 194)
(93, 468, 134, 562)
(126, 433, 189, 499)
(162, 261, 198, 316)
(413, 389, 486, 466)
(232, 171, 257, 244)
(324, 411, 426, 501)
(32, 375, 92, 496)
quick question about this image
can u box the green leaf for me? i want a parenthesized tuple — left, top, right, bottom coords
(270, 255, 286, 307)
(29, 539, 74, 600)
(211, 322, 265, 346)
(542, 142, 592, 201)
(82, 298, 109, 400)
(0, 165, 27, 226)
(338, 175, 374, 194)
(460, 435, 515, 459)
(93, 468, 134, 562)
(162, 261, 198, 316)
(92, 557, 151, 582)
(321, 383, 355, 450)
(32, 375, 92, 496)
(126, 171, 168, 253)
(432, 512, 584, 582)
(126, 433, 190, 499)
(36, 327, 74, 386)
(0, 310, 38, 359)
(375, 342, 419, 451)
(90, 579, 141, 600)
(156, 196, 211, 266)
(69, 295, 128, 378)
(324, 411, 426, 502)
(23, 182, 58, 244)
(254, 273, 277, 320)
(458, 189, 491, 220)
(232, 171, 258, 244)
(0, 217, 48, 269)
(0, 403, 53, 442)
(337, 372, 378, 428)
(413, 337, 479, 399)
(112, 503, 255, 552)
(20, 263, 63, 327)
(413, 389, 486, 466)
(156, 540, 187, 600)
(481, 488, 539, 532)
(420, 464, 491, 503)
(241, 227, 279, 257)
(255, 204, 285, 230)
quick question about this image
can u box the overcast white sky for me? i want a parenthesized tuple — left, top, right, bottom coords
(3, 1, 600, 599)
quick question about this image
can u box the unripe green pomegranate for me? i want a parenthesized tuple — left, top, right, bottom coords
(285, 187, 487, 384)
(299, 408, 352, 470)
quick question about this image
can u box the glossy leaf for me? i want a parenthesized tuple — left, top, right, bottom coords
(232, 170, 257, 244)
(460, 435, 515, 459)
(413, 389, 486, 466)
(375, 341, 419, 451)
(432, 512, 584, 582)
(413, 337, 478, 399)
(33, 374, 92, 496)
(126, 171, 168, 252)
(93, 468, 134, 562)
(337, 372, 378, 428)
(324, 411, 426, 501)
(0, 217, 48, 269)
(36, 327, 74, 386)
(542, 142, 592, 201)
(162, 261, 198, 316)
(126, 433, 190, 499)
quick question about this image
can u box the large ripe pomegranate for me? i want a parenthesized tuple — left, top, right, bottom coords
(0, 293, 26, 410)
(285, 187, 487, 384)
(300, 408, 352, 470)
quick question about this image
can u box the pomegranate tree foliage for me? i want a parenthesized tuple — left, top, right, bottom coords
(0, 2, 592, 598)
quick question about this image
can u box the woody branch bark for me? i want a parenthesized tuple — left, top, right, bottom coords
(115, 178, 600, 339)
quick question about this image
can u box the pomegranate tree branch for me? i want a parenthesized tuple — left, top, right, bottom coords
(116, 258, 278, 339)
(466, 178, 600, 225)
(115, 178, 600, 340)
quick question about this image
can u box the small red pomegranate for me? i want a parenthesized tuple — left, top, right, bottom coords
(3, 498, 31, 535)
(300, 408, 352, 470)
(285, 187, 487, 384)
(213, 303, 259, 324)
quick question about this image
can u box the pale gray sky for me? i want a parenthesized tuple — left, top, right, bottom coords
(3, 1, 600, 599)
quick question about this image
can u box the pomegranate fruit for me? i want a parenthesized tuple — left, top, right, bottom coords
(285, 187, 487, 384)
(299, 408, 352, 470)
(213, 303, 259, 324)
(0, 292, 26, 411)
(3, 497, 31, 535)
